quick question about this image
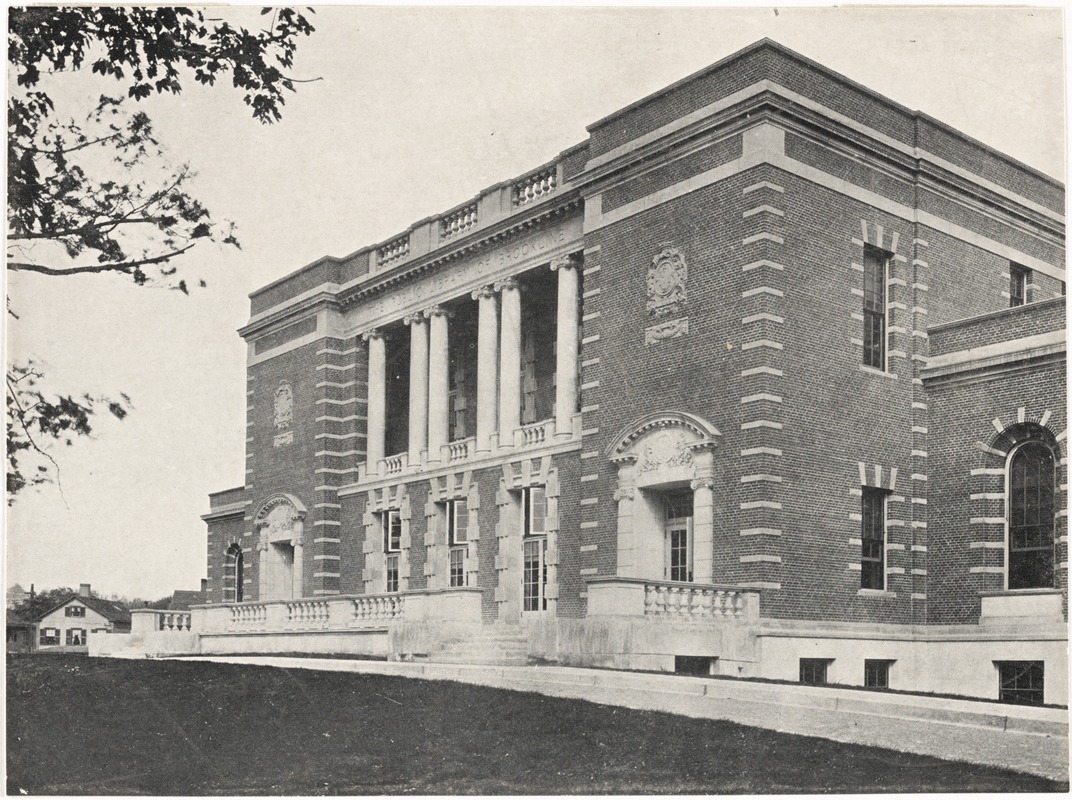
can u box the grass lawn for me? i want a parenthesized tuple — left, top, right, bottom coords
(7, 654, 1064, 795)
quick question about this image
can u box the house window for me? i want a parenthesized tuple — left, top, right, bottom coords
(862, 245, 888, 370)
(1008, 442, 1055, 590)
(663, 492, 694, 582)
(65, 628, 87, 646)
(39, 628, 59, 646)
(65, 606, 86, 618)
(997, 661, 1044, 705)
(1009, 264, 1029, 307)
(522, 487, 548, 612)
(861, 487, 888, 590)
(382, 509, 402, 593)
(383, 509, 402, 554)
(224, 544, 244, 603)
(447, 499, 468, 588)
(864, 659, 894, 688)
(799, 658, 832, 685)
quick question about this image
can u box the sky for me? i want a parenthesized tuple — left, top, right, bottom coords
(4, 5, 1066, 599)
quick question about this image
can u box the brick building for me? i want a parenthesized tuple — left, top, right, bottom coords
(197, 40, 1066, 704)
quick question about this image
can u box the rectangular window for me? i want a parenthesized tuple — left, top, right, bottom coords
(523, 487, 547, 537)
(39, 628, 59, 646)
(864, 659, 893, 688)
(382, 509, 402, 554)
(447, 499, 469, 588)
(522, 487, 548, 611)
(65, 628, 87, 646)
(861, 487, 888, 590)
(1009, 264, 1029, 307)
(799, 658, 832, 685)
(862, 245, 888, 370)
(523, 537, 548, 612)
(997, 661, 1044, 705)
(385, 554, 400, 594)
(449, 548, 466, 588)
(65, 606, 86, 617)
(664, 492, 694, 582)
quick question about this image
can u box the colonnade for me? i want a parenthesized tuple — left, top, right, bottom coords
(362, 253, 581, 470)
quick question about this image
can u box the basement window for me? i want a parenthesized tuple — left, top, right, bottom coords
(864, 659, 894, 688)
(997, 661, 1044, 706)
(799, 658, 833, 685)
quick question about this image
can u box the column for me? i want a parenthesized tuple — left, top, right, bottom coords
(496, 277, 521, 445)
(472, 286, 499, 452)
(426, 305, 451, 461)
(362, 329, 386, 468)
(291, 517, 304, 599)
(405, 313, 429, 463)
(257, 531, 269, 600)
(691, 475, 715, 584)
(551, 254, 581, 439)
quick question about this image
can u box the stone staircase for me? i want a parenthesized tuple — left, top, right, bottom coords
(429, 625, 530, 666)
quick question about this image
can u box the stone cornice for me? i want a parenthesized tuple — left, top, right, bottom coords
(921, 330, 1066, 386)
(337, 192, 582, 308)
(576, 83, 1063, 240)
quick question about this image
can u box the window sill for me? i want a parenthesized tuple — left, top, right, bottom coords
(857, 588, 897, 598)
(859, 365, 897, 380)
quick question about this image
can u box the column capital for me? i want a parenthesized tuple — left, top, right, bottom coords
(550, 253, 582, 272)
(494, 276, 520, 293)
(403, 312, 427, 327)
(424, 304, 454, 319)
(471, 285, 497, 300)
(361, 328, 384, 342)
(690, 477, 715, 491)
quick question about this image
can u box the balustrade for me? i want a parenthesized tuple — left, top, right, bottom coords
(519, 419, 552, 447)
(446, 437, 473, 462)
(383, 454, 404, 476)
(440, 204, 478, 239)
(378, 235, 410, 265)
(156, 611, 192, 631)
(513, 168, 557, 206)
(352, 593, 405, 624)
(229, 604, 268, 630)
(285, 599, 330, 629)
(643, 582, 748, 619)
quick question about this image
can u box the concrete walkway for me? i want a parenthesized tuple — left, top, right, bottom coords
(168, 655, 1069, 783)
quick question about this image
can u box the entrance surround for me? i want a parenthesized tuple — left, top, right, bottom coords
(254, 494, 306, 601)
(608, 411, 720, 583)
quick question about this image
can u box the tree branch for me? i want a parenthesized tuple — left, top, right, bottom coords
(7, 244, 196, 276)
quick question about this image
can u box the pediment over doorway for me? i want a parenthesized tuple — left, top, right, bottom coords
(253, 493, 307, 544)
(607, 412, 720, 488)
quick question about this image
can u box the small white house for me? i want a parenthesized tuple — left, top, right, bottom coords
(34, 584, 131, 651)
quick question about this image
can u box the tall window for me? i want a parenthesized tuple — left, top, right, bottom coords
(522, 487, 548, 612)
(1009, 264, 1029, 308)
(861, 487, 888, 590)
(447, 499, 468, 588)
(1008, 442, 1055, 590)
(383, 509, 402, 593)
(663, 492, 694, 582)
(862, 245, 888, 370)
(224, 544, 244, 603)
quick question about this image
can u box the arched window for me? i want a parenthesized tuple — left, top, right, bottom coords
(224, 544, 244, 603)
(1008, 441, 1056, 590)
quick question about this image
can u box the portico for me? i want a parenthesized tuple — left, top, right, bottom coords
(360, 252, 583, 479)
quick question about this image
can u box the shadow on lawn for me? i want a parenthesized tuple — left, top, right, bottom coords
(6, 654, 1067, 795)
